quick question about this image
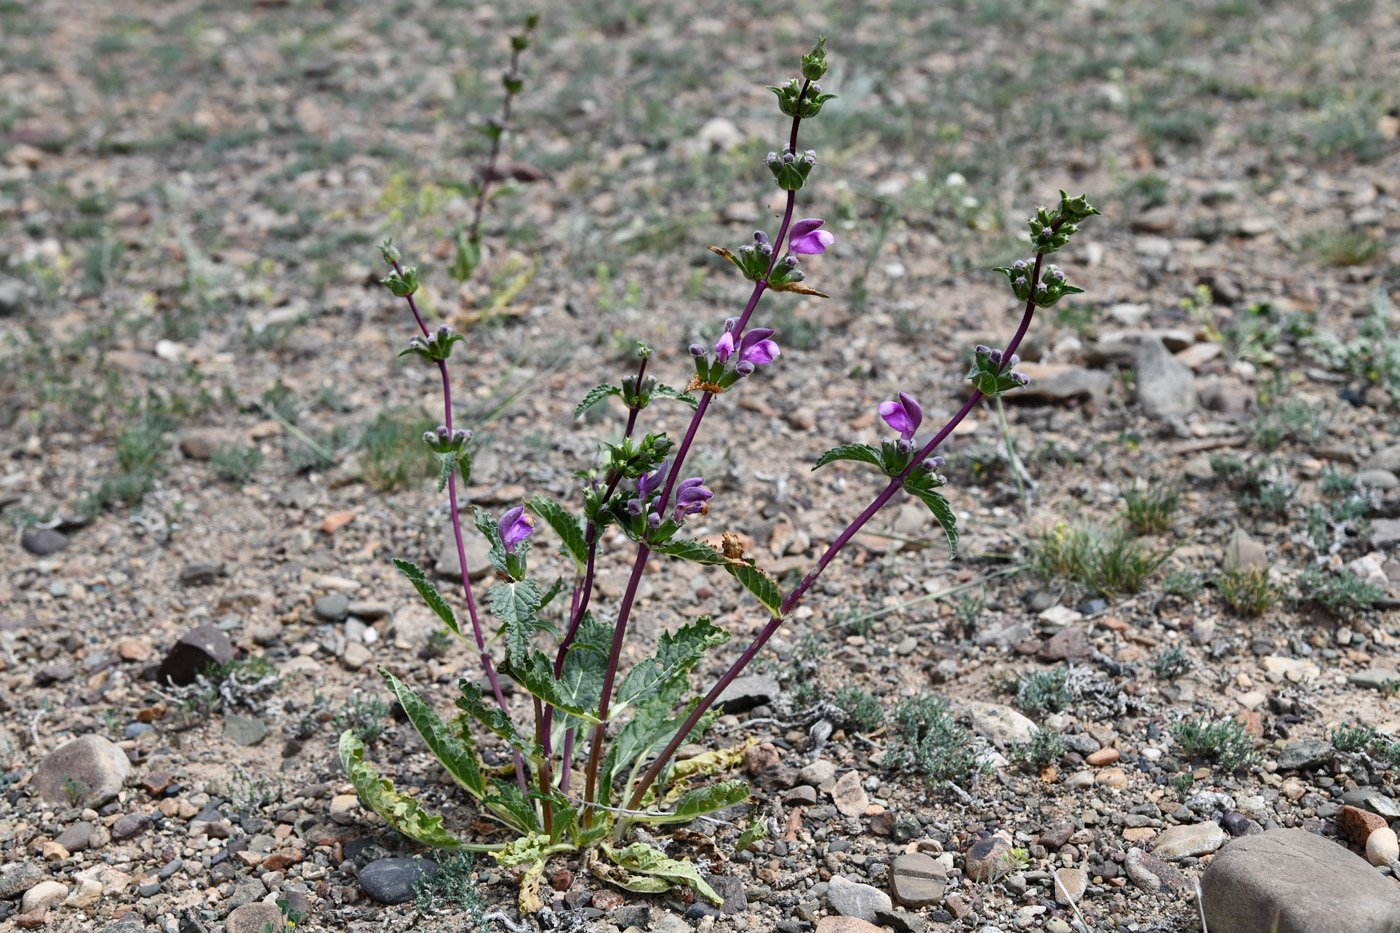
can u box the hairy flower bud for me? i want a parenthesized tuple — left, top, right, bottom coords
(422, 431, 435, 445)
(453, 429, 471, 443)
(437, 425, 450, 440)
(689, 344, 707, 358)
(754, 230, 769, 246)
(735, 360, 755, 377)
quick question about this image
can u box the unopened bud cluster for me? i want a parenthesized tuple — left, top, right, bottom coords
(766, 146, 818, 191)
(399, 322, 467, 364)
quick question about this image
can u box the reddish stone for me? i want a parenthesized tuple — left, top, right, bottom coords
(1037, 628, 1089, 661)
(744, 743, 781, 777)
(262, 849, 303, 871)
(1337, 805, 1387, 847)
(1235, 711, 1263, 740)
(550, 868, 573, 891)
(142, 771, 174, 797)
(592, 890, 624, 910)
(321, 511, 356, 533)
(1086, 748, 1120, 766)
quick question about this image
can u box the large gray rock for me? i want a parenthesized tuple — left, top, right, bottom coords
(155, 623, 234, 686)
(34, 734, 130, 808)
(1133, 336, 1196, 417)
(827, 876, 892, 922)
(360, 857, 437, 905)
(1278, 739, 1332, 771)
(0, 861, 44, 899)
(1200, 829, 1400, 933)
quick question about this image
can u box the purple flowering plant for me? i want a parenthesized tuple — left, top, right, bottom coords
(344, 35, 1098, 912)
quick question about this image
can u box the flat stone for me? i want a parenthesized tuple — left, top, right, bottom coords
(1222, 528, 1268, 573)
(54, 821, 95, 853)
(1036, 628, 1089, 661)
(436, 523, 494, 582)
(783, 785, 818, 806)
(744, 743, 781, 777)
(1124, 848, 1188, 895)
(180, 428, 242, 461)
(1039, 822, 1075, 849)
(111, 813, 150, 841)
(1339, 789, 1400, 820)
(0, 862, 44, 899)
(799, 759, 837, 786)
(179, 561, 221, 586)
(686, 873, 746, 916)
(889, 852, 946, 908)
(1360, 469, 1400, 490)
(1052, 867, 1087, 905)
(1369, 518, 1400, 551)
(21, 528, 68, 556)
(35, 734, 130, 808)
(64, 878, 102, 909)
(1278, 738, 1332, 771)
(360, 857, 437, 905)
(831, 771, 870, 817)
(964, 836, 1013, 883)
(314, 592, 350, 621)
(1009, 363, 1112, 403)
(715, 674, 777, 714)
(155, 623, 234, 686)
(966, 701, 1037, 749)
(815, 920, 885, 933)
(827, 876, 891, 922)
(225, 902, 283, 933)
(342, 641, 372, 671)
(1201, 829, 1400, 933)
(1349, 668, 1400, 691)
(655, 914, 691, 933)
(223, 715, 268, 747)
(1133, 336, 1196, 417)
(1363, 445, 1400, 475)
(1261, 655, 1319, 683)
(1152, 821, 1227, 860)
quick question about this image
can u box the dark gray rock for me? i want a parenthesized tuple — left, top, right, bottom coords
(1278, 738, 1332, 771)
(55, 821, 94, 852)
(685, 873, 746, 917)
(155, 623, 234, 686)
(313, 592, 350, 621)
(179, 562, 221, 586)
(1201, 829, 1400, 933)
(715, 674, 777, 714)
(0, 861, 43, 899)
(34, 734, 130, 808)
(112, 812, 151, 841)
(360, 857, 438, 905)
(223, 715, 268, 747)
(21, 528, 68, 555)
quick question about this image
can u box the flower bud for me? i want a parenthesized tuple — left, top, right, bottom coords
(437, 425, 450, 440)
(1009, 354, 1020, 366)
(760, 243, 772, 257)
(1012, 259, 1027, 271)
(975, 345, 990, 356)
(453, 429, 471, 443)
(784, 255, 799, 269)
(754, 230, 769, 246)
(689, 344, 707, 358)
(989, 349, 1002, 366)
(422, 431, 436, 445)
(735, 361, 755, 377)
(437, 324, 450, 338)
(783, 151, 795, 163)
(897, 438, 912, 455)
(647, 512, 661, 531)
(930, 456, 945, 469)
(724, 317, 738, 332)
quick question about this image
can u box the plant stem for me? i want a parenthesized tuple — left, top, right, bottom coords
(392, 260, 527, 793)
(995, 396, 1028, 509)
(467, 26, 531, 246)
(582, 544, 651, 824)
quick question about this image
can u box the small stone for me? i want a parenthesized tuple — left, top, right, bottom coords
(180, 428, 242, 461)
(35, 734, 131, 808)
(20, 880, 67, 915)
(964, 836, 1013, 883)
(1348, 668, 1400, 691)
(966, 701, 1038, 749)
(1052, 867, 1087, 905)
(1096, 767, 1128, 789)
(831, 771, 870, 817)
(744, 743, 781, 777)
(436, 523, 494, 582)
(156, 623, 234, 686)
(179, 561, 221, 586)
(342, 641, 372, 671)
(783, 785, 818, 806)
(715, 674, 777, 713)
(826, 876, 892, 922)
(1366, 827, 1399, 867)
(1152, 822, 1227, 860)
(329, 794, 360, 825)
(1124, 848, 1188, 894)
(315, 592, 351, 621)
(1133, 336, 1196, 417)
(225, 903, 284, 933)
(593, 890, 624, 910)
(1278, 738, 1332, 771)
(320, 511, 356, 534)
(1368, 518, 1400, 551)
(799, 759, 837, 786)
(1337, 805, 1388, 846)
(64, 878, 102, 909)
(1222, 528, 1268, 574)
(1359, 469, 1400, 491)
(1036, 628, 1089, 661)
(21, 528, 68, 555)
(111, 812, 150, 841)
(889, 852, 946, 908)
(55, 821, 95, 853)
(360, 857, 437, 905)
(1086, 748, 1119, 766)
(224, 715, 268, 747)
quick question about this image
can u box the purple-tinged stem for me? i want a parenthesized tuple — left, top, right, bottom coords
(392, 261, 528, 793)
(467, 36, 527, 246)
(559, 729, 575, 793)
(582, 544, 651, 824)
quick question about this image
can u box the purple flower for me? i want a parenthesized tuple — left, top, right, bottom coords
(737, 328, 780, 365)
(878, 392, 923, 440)
(788, 218, 834, 255)
(673, 477, 713, 521)
(637, 460, 669, 500)
(498, 506, 534, 553)
(715, 331, 735, 362)
(1010, 370, 1029, 387)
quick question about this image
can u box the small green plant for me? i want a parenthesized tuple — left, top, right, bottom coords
(986, 846, 1031, 887)
(333, 692, 392, 744)
(1149, 644, 1192, 681)
(413, 849, 485, 923)
(954, 592, 985, 634)
(831, 685, 884, 734)
(211, 445, 264, 485)
(1304, 290, 1400, 405)
(1305, 227, 1385, 267)
(1123, 481, 1181, 534)
(205, 654, 280, 686)
(1318, 467, 1358, 497)
(358, 406, 438, 491)
(1029, 522, 1171, 598)
(1011, 729, 1066, 770)
(1170, 715, 1259, 772)
(422, 627, 454, 659)
(1161, 569, 1203, 598)
(1330, 723, 1377, 753)
(1240, 478, 1295, 516)
(1209, 453, 1248, 482)
(1297, 565, 1383, 616)
(1169, 772, 1195, 795)
(884, 693, 986, 790)
(1219, 567, 1281, 616)
(1016, 668, 1071, 719)
(62, 775, 89, 807)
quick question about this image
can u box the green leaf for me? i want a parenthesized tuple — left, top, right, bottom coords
(812, 443, 886, 473)
(391, 558, 459, 640)
(483, 778, 541, 835)
(455, 681, 544, 764)
(487, 579, 546, 663)
(493, 831, 551, 867)
(538, 575, 566, 611)
(725, 560, 784, 617)
(379, 668, 486, 800)
(650, 538, 729, 565)
(614, 616, 730, 714)
(528, 495, 589, 570)
(904, 487, 959, 558)
(628, 779, 750, 825)
(556, 613, 610, 721)
(599, 842, 722, 906)
(339, 731, 463, 849)
(736, 819, 767, 853)
(652, 384, 699, 410)
(472, 508, 510, 575)
(575, 384, 621, 420)
(434, 451, 455, 493)
(501, 649, 602, 723)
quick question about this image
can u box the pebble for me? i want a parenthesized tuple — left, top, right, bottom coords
(799, 760, 837, 786)
(360, 857, 437, 904)
(20, 880, 67, 915)
(1151, 821, 1227, 859)
(0, 863, 43, 900)
(964, 835, 1013, 883)
(1366, 827, 1399, 867)
(831, 771, 869, 817)
(1085, 748, 1119, 766)
(1053, 867, 1086, 904)
(1133, 336, 1196, 417)
(1277, 738, 1332, 771)
(21, 528, 68, 555)
(224, 715, 269, 747)
(826, 876, 891, 922)
(965, 701, 1038, 748)
(179, 561, 221, 586)
(888, 852, 946, 908)
(155, 623, 234, 687)
(225, 903, 284, 933)
(34, 734, 130, 808)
